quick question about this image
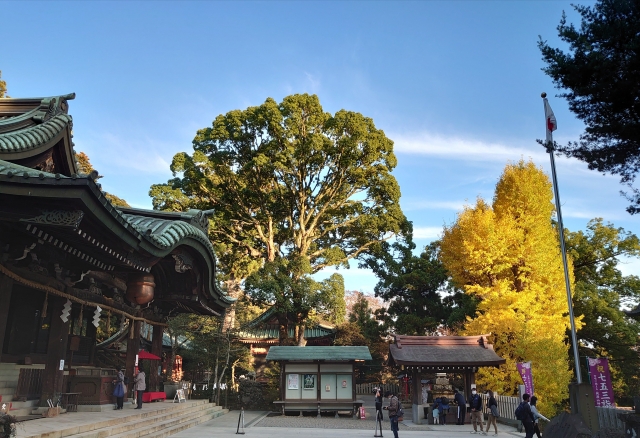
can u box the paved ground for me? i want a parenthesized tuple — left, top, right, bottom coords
(171, 399, 522, 438)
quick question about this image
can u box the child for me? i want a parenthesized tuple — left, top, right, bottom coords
(432, 406, 440, 424)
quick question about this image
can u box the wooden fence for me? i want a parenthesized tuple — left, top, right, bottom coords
(355, 383, 400, 395)
(480, 393, 520, 422)
(14, 368, 44, 401)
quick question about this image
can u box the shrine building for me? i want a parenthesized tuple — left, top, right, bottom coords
(0, 93, 232, 413)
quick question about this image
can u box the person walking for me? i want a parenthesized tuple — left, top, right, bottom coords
(134, 368, 146, 409)
(517, 394, 535, 438)
(383, 391, 400, 438)
(530, 396, 549, 438)
(486, 390, 499, 436)
(469, 388, 486, 435)
(454, 388, 467, 425)
(112, 368, 125, 410)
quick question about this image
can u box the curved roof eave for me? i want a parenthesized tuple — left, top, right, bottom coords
(0, 159, 233, 308)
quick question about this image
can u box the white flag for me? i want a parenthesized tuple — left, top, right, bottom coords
(544, 98, 557, 144)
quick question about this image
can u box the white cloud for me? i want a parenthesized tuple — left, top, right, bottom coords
(413, 226, 443, 239)
(403, 199, 467, 212)
(391, 132, 547, 163)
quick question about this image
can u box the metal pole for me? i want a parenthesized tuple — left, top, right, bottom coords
(541, 92, 583, 384)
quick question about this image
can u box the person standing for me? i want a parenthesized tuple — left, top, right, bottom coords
(486, 390, 499, 436)
(112, 368, 125, 410)
(469, 388, 486, 435)
(134, 368, 146, 409)
(530, 396, 549, 438)
(375, 389, 384, 422)
(518, 394, 535, 438)
(454, 389, 467, 425)
(383, 390, 400, 438)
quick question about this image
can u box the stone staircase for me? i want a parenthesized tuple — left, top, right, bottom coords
(0, 362, 44, 417)
(18, 400, 227, 438)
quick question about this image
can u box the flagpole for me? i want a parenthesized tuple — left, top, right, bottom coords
(541, 92, 582, 384)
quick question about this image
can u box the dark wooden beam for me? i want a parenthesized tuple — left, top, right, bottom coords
(39, 296, 70, 407)
(125, 320, 141, 388)
(0, 273, 13, 357)
(150, 324, 163, 391)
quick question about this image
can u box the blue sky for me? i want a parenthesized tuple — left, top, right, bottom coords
(4, 0, 636, 294)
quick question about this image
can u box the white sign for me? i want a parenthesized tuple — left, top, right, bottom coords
(287, 374, 299, 390)
(59, 360, 64, 371)
(135, 354, 139, 367)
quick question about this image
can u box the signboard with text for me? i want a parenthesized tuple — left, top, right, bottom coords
(588, 357, 615, 407)
(516, 362, 534, 396)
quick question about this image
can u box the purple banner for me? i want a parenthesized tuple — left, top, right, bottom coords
(588, 358, 615, 407)
(517, 362, 534, 396)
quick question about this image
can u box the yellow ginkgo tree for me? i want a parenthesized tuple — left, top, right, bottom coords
(440, 159, 580, 414)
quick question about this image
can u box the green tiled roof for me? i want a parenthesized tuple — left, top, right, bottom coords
(265, 346, 372, 361)
(122, 214, 215, 254)
(237, 325, 335, 340)
(0, 159, 63, 178)
(0, 114, 71, 153)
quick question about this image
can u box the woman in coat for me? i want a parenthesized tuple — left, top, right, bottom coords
(112, 368, 125, 410)
(486, 390, 499, 436)
(530, 396, 549, 438)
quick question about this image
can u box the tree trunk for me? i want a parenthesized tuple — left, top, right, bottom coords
(297, 322, 307, 346)
(222, 277, 243, 331)
(278, 312, 289, 345)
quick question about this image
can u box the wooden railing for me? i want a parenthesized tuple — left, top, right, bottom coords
(355, 383, 400, 395)
(14, 368, 44, 401)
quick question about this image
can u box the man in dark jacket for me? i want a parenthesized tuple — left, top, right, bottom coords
(520, 393, 535, 438)
(454, 389, 467, 425)
(469, 388, 486, 435)
(383, 391, 400, 438)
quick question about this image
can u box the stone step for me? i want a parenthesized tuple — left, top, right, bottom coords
(142, 408, 228, 438)
(95, 405, 224, 438)
(8, 399, 39, 417)
(20, 400, 211, 438)
(64, 402, 222, 438)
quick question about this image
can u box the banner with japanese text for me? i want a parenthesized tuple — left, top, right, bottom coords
(588, 357, 615, 407)
(516, 361, 534, 396)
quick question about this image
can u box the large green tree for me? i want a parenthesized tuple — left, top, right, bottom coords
(151, 93, 408, 345)
(539, 0, 640, 213)
(566, 218, 640, 404)
(364, 236, 452, 336)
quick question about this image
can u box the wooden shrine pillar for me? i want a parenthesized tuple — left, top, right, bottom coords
(411, 368, 420, 405)
(125, 320, 142, 387)
(150, 324, 163, 391)
(0, 274, 13, 359)
(39, 296, 70, 406)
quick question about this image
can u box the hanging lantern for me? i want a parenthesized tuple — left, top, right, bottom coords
(126, 273, 155, 305)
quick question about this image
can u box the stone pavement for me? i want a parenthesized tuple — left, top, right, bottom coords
(170, 404, 522, 438)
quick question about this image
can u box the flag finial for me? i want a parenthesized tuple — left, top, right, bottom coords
(541, 92, 547, 98)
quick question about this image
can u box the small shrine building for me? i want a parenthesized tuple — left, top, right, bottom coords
(388, 334, 506, 424)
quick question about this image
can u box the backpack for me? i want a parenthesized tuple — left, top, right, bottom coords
(514, 402, 526, 421)
(440, 396, 449, 405)
(123, 376, 130, 385)
(396, 399, 404, 419)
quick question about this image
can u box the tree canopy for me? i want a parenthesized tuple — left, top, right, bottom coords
(150, 93, 408, 344)
(440, 160, 577, 415)
(539, 0, 640, 213)
(566, 218, 640, 403)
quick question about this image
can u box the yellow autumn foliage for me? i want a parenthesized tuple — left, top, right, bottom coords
(440, 160, 581, 415)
